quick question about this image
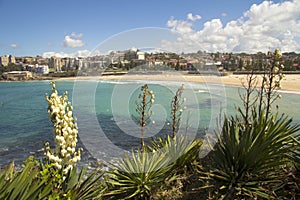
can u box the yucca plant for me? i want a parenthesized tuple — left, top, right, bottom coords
(0, 82, 106, 200)
(284, 136, 300, 199)
(197, 49, 300, 199)
(0, 157, 52, 200)
(207, 110, 300, 199)
(147, 136, 203, 199)
(147, 84, 202, 172)
(59, 167, 106, 200)
(0, 156, 105, 200)
(43, 82, 106, 199)
(105, 149, 173, 199)
(148, 135, 202, 173)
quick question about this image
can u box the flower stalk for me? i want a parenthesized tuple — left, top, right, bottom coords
(132, 84, 154, 150)
(170, 84, 186, 138)
(260, 49, 284, 119)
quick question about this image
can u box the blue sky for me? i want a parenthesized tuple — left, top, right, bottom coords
(0, 0, 298, 56)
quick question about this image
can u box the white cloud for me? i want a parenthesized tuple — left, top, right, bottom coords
(70, 32, 83, 39)
(43, 51, 72, 58)
(10, 44, 17, 48)
(221, 13, 227, 17)
(187, 13, 201, 21)
(63, 32, 85, 48)
(167, 16, 194, 34)
(42, 49, 102, 58)
(164, 0, 300, 53)
(76, 50, 91, 57)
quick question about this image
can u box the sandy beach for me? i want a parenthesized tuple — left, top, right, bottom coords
(58, 72, 300, 93)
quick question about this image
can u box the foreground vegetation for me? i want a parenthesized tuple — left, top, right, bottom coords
(1, 50, 300, 199)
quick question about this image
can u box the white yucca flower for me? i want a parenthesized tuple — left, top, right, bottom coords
(44, 82, 81, 175)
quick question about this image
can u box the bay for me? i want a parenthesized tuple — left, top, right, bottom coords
(0, 80, 299, 167)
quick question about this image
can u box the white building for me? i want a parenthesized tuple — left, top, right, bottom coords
(137, 51, 145, 60)
(35, 64, 49, 74)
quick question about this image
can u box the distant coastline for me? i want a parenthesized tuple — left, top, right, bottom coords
(1, 71, 300, 92)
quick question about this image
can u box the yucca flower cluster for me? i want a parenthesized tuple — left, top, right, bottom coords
(44, 82, 81, 175)
(269, 49, 284, 88)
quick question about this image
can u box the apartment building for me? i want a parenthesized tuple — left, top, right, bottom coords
(0, 55, 9, 66)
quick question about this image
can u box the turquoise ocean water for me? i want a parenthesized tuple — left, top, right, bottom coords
(0, 80, 299, 167)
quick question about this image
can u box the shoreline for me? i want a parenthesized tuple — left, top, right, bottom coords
(1, 72, 299, 92)
(56, 72, 300, 93)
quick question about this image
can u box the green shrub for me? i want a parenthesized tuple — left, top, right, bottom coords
(206, 111, 300, 199)
(105, 149, 173, 199)
(148, 135, 202, 173)
(148, 136, 203, 199)
(56, 167, 106, 200)
(0, 157, 52, 200)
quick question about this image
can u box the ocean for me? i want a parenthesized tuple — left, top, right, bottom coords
(0, 80, 299, 167)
